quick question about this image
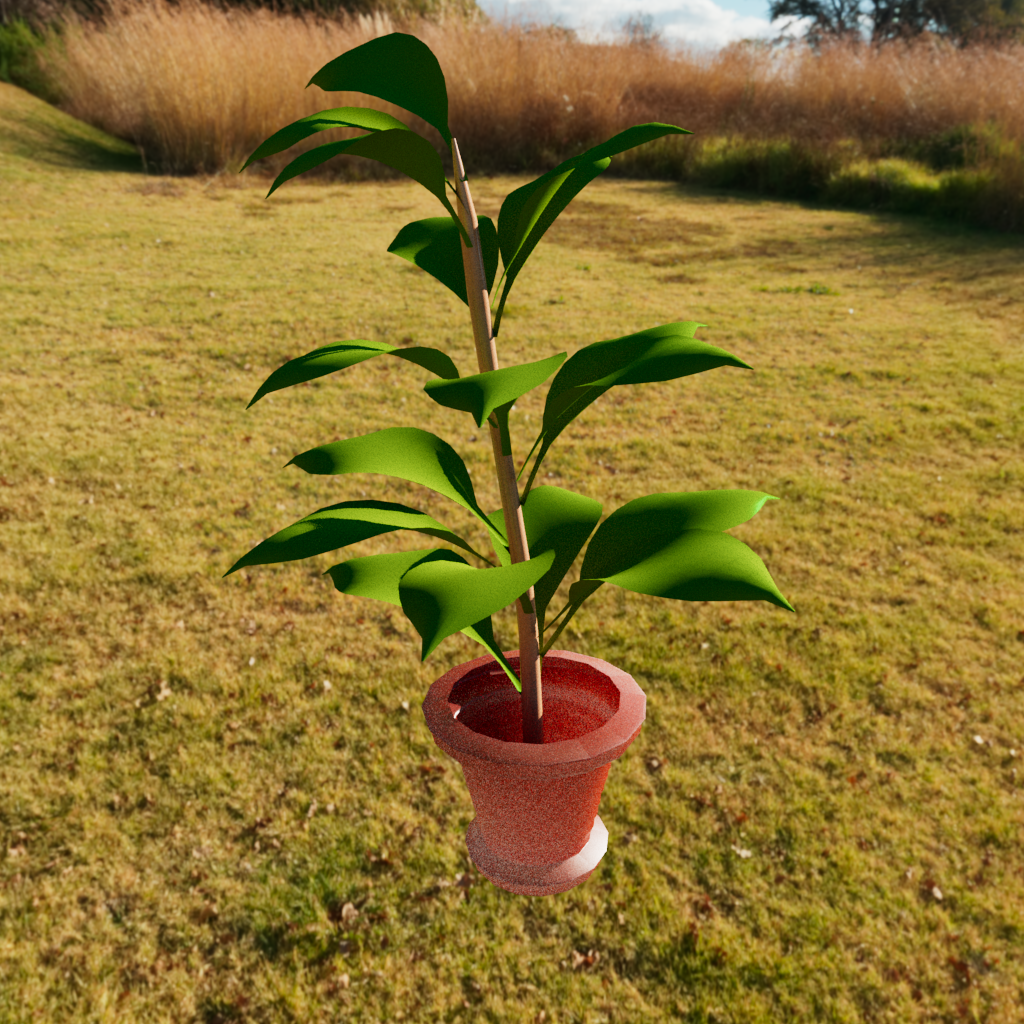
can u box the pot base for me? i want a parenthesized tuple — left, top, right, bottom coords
(466, 815, 609, 896)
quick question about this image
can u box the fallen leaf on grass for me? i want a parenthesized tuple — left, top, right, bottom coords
(948, 956, 971, 989)
(570, 949, 600, 971)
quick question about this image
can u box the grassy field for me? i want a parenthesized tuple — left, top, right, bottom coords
(2, 80, 1024, 1023)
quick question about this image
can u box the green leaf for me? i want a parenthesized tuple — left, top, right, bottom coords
(494, 159, 605, 334)
(399, 550, 555, 660)
(520, 485, 602, 631)
(308, 33, 452, 147)
(594, 531, 792, 609)
(480, 217, 501, 293)
(577, 490, 791, 610)
(247, 340, 458, 408)
(523, 323, 749, 495)
(541, 490, 789, 654)
(268, 130, 460, 226)
(241, 106, 410, 170)
(387, 215, 498, 304)
(327, 547, 462, 605)
(580, 490, 778, 580)
(545, 322, 747, 419)
(494, 123, 690, 333)
(288, 427, 505, 548)
(224, 499, 481, 576)
(327, 546, 521, 688)
(424, 352, 565, 428)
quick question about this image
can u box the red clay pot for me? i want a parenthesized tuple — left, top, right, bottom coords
(422, 649, 646, 896)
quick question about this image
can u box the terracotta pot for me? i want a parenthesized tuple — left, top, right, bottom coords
(422, 649, 646, 896)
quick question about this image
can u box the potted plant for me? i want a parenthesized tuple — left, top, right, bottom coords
(228, 32, 792, 895)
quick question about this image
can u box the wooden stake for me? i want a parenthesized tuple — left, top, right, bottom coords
(452, 138, 544, 744)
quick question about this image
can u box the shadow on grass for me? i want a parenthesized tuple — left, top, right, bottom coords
(609, 135, 1024, 236)
(0, 81, 141, 174)
(615, 925, 793, 1020)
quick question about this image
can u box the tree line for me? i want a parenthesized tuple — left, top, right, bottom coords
(769, 0, 1024, 43)
(0, 0, 481, 28)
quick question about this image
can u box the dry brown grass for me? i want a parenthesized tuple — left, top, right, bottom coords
(41, 0, 1024, 177)
(41, 1, 406, 173)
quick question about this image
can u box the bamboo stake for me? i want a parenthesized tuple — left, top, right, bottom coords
(452, 138, 544, 744)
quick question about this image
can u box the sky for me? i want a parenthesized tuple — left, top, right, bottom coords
(477, 0, 795, 50)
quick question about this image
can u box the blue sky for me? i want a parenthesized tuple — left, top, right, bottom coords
(477, 0, 791, 49)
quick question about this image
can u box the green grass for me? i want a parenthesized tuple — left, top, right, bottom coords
(2, 81, 1024, 1023)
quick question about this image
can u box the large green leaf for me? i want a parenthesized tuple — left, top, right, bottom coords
(520, 485, 602, 631)
(247, 340, 459, 408)
(399, 549, 555, 660)
(288, 427, 505, 549)
(241, 106, 410, 170)
(493, 123, 690, 333)
(307, 33, 452, 147)
(327, 547, 521, 687)
(544, 322, 747, 422)
(580, 491, 778, 580)
(387, 216, 499, 304)
(541, 490, 790, 653)
(268, 130, 460, 226)
(327, 547, 461, 604)
(575, 491, 791, 611)
(594, 531, 792, 608)
(224, 499, 482, 576)
(424, 352, 565, 429)
(522, 323, 749, 495)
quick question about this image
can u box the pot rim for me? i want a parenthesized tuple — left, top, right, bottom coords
(422, 649, 646, 770)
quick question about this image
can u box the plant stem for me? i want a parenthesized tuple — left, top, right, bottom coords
(452, 138, 544, 745)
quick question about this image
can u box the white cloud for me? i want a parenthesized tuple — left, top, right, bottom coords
(479, 0, 784, 49)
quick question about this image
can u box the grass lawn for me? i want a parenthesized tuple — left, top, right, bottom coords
(2, 80, 1023, 1023)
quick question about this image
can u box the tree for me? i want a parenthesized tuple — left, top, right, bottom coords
(769, 0, 1024, 42)
(769, 0, 864, 39)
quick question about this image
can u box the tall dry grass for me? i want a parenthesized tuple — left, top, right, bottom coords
(33, 0, 1024, 229)
(41, 1, 411, 173)
(43, 0, 1024, 172)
